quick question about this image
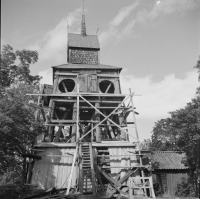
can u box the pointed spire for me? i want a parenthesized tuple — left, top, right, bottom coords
(81, 0, 86, 37)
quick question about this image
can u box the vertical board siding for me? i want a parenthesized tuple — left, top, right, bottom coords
(108, 147, 139, 180)
(166, 172, 188, 197)
(31, 147, 76, 189)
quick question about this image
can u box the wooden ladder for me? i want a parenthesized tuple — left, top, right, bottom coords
(79, 143, 96, 195)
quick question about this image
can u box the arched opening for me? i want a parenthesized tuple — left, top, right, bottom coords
(99, 80, 115, 93)
(58, 79, 75, 93)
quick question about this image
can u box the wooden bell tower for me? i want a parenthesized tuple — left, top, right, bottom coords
(27, 9, 155, 199)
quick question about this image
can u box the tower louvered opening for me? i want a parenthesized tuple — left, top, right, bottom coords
(58, 79, 75, 93)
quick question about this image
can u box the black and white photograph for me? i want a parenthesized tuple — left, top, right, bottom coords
(1, 0, 200, 198)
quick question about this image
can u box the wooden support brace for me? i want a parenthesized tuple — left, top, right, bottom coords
(118, 168, 138, 184)
(79, 95, 130, 141)
(54, 108, 69, 142)
(103, 110, 115, 139)
(95, 165, 121, 188)
(105, 82, 112, 93)
(62, 81, 68, 93)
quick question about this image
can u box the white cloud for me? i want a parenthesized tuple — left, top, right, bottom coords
(139, 0, 197, 21)
(99, 0, 197, 46)
(29, 8, 82, 63)
(99, 2, 139, 45)
(110, 1, 139, 27)
(120, 70, 199, 141)
(38, 68, 53, 85)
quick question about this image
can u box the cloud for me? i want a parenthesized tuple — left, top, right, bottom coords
(120, 70, 199, 140)
(28, 8, 82, 63)
(110, 1, 139, 27)
(99, 0, 197, 46)
(137, 0, 197, 22)
(99, 1, 139, 45)
(38, 68, 53, 85)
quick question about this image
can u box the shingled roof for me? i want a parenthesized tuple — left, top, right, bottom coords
(68, 33, 100, 49)
(151, 151, 189, 170)
(52, 63, 122, 70)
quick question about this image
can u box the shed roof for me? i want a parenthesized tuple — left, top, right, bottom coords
(151, 151, 189, 170)
(68, 33, 100, 49)
(52, 63, 122, 71)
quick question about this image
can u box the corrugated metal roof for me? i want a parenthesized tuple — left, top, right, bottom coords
(151, 151, 188, 170)
(68, 33, 100, 49)
(52, 63, 122, 70)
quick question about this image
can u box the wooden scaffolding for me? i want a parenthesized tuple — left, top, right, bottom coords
(24, 8, 156, 199)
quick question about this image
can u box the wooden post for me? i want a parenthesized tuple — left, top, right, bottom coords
(76, 84, 79, 141)
(91, 123, 94, 142)
(129, 88, 139, 141)
(89, 143, 96, 194)
(95, 103, 101, 142)
(118, 110, 126, 140)
(53, 75, 59, 93)
(47, 99, 54, 142)
(71, 103, 77, 143)
(103, 110, 115, 139)
(66, 144, 78, 195)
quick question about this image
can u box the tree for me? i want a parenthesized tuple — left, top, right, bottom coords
(151, 117, 180, 151)
(0, 44, 41, 93)
(151, 55, 200, 196)
(151, 96, 200, 168)
(0, 45, 42, 186)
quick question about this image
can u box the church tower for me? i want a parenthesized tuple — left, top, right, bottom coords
(27, 8, 155, 199)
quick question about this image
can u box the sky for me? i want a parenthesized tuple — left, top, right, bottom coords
(1, 0, 200, 141)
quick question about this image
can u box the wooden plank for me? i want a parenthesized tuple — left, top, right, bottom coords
(69, 106, 131, 109)
(119, 168, 138, 184)
(101, 166, 145, 168)
(79, 145, 83, 194)
(89, 143, 96, 194)
(76, 83, 80, 140)
(95, 165, 121, 188)
(94, 166, 104, 192)
(55, 72, 78, 76)
(71, 103, 77, 143)
(53, 76, 59, 93)
(97, 74, 119, 77)
(105, 82, 112, 93)
(103, 110, 115, 138)
(53, 99, 126, 103)
(50, 120, 99, 123)
(95, 103, 101, 142)
(97, 155, 144, 157)
(66, 144, 78, 195)
(62, 81, 68, 93)
(27, 93, 139, 97)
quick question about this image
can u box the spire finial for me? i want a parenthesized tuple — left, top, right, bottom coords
(81, 0, 86, 37)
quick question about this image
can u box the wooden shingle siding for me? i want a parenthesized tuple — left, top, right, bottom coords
(70, 49, 99, 64)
